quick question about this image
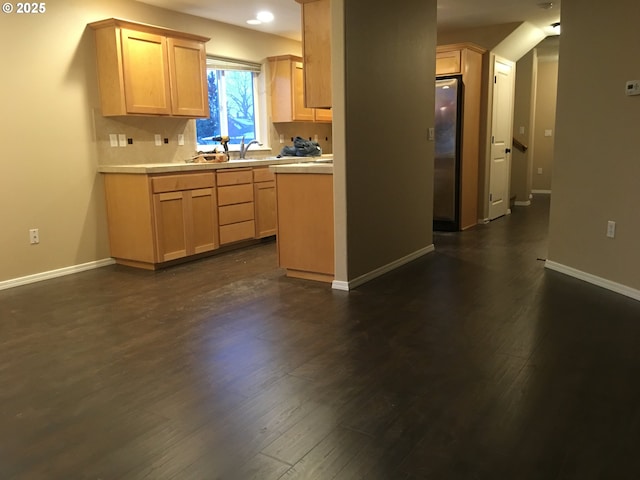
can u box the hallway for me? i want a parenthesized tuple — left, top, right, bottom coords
(2, 195, 640, 479)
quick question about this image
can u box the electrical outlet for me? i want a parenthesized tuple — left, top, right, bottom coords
(279, 134, 284, 144)
(519, 126, 525, 135)
(428, 127, 435, 141)
(29, 228, 39, 244)
(607, 220, 616, 238)
(178, 134, 185, 146)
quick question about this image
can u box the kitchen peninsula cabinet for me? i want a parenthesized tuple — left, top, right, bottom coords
(89, 18, 209, 118)
(270, 163, 334, 283)
(268, 55, 332, 123)
(294, 0, 331, 108)
(103, 172, 218, 269)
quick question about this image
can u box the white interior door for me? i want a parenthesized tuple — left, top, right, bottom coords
(489, 58, 515, 220)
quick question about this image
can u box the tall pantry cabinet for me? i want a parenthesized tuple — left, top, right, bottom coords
(436, 43, 485, 231)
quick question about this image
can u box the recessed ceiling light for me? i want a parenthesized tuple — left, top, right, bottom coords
(246, 19, 262, 25)
(256, 11, 274, 23)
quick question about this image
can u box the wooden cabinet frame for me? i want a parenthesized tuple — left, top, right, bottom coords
(295, 0, 332, 109)
(89, 18, 209, 118)
(268, 55, 332, 123)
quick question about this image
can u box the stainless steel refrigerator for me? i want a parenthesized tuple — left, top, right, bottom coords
(434, 76, 463, 231)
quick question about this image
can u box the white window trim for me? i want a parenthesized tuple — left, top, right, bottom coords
(196, 57, 269, 153)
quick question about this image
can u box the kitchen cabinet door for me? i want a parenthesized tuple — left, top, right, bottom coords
(154, 187, 218, 261)
(298, 0, 332, 108)
(314, 108, 332, 123)
(167, 37, 209, 117)
(153, 191, 189, 262)
(190, 188, 219, 254)
(254, 180, 277, 238)
(120, 28, 172, 115)
(269, 55, 315, 122)
(435, 50, 462, 75)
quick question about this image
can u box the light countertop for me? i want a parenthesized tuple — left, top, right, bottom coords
(269, 161, 333, 175)
(98, 155, 333, 174)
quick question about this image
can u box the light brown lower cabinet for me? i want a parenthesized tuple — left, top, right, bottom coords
(274, 172, 334, 283)
(103, 166, 279, 269)
(153, 187, 218, 262)
(103, 172, 218, 269)
(253, 167, 277, 238)
(216, 168, 256, 245)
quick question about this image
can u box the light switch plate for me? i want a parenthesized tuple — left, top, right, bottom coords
(544, 129, 553, 137)
(118, 134, 126, 147)
(109, 134, 118, 147)
(154, 134, 162, 146)
(177, 134, 185, 146)
(428, 127, 435, 141)
(625, 80, 640, 96)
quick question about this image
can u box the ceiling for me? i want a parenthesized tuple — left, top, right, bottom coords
(136, 0, 561, 42)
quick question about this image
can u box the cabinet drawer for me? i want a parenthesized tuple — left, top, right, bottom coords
(220, 220, 256, 244)
(217, 168, 252, 186)
(253, 167, 275, 183)
(218, 183, 254, 206)
(219, 202, 255, 226)
(436, 50, 461, 75)
(152, 173, 214, 193)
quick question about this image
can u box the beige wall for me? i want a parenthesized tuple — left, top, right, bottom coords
(0, 0, 304, 283)
(548, 0, 640, 290)
(438, 23, 520, 50)
(532, 58, 558, 191)
(335, 0, 436, 281)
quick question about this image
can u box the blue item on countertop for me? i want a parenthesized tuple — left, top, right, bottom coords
(279, 136, 322, 157)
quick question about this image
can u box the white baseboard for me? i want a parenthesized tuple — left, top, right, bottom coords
(532, 189, 552, 194)
(545, 260, 640, 302)
(514, 200, 531, 206)
(331, 280, 350, 291)
(0, 258, 116, 291)
(332, 244, 435, 291)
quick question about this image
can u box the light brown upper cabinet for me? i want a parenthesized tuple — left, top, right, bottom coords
(295, 0, 331, 109)
(269, 55, 315, 122)
(268, 55, 331, 123)
(89, 18, 209, 118)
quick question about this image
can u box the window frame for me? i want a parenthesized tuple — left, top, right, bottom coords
(196, 56, 269, 153)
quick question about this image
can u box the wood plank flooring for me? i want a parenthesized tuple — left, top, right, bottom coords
(2, 195, 640, 479)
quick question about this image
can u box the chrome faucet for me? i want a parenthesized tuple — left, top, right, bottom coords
(239, 136, 262, 159)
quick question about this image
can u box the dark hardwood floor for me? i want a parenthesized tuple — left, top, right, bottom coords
(2, 195, 640, 479)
